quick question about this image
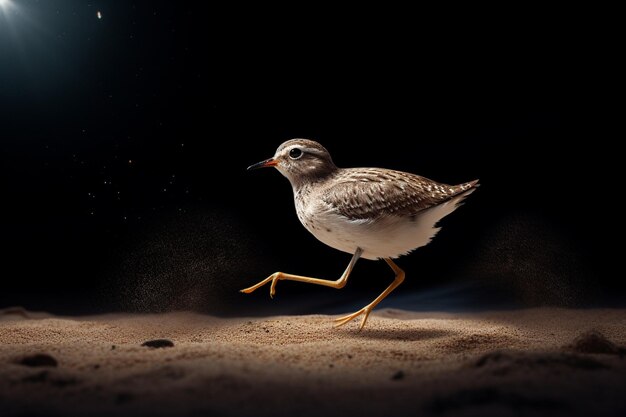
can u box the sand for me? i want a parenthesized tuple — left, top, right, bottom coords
(1, 307, 625, 417)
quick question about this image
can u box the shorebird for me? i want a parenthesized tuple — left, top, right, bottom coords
(241, 139, 478, 330)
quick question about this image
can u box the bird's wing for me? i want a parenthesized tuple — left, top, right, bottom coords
(321, 168, 478, 220)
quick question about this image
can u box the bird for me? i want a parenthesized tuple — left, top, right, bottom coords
(241, 139, 478, 330)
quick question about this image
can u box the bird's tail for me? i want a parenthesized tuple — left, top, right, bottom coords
(459, 179, 480, 192)
(450, 179, 479, 208)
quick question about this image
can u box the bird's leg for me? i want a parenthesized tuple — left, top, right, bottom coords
(334, 258, 405, 330)
(240, 248, 362, 298)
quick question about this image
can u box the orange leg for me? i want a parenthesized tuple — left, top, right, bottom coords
(333, 258, 405, 330)
(240, 248, 362, 298)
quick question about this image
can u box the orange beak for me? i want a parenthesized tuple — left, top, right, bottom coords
(247, 158, 278, 171)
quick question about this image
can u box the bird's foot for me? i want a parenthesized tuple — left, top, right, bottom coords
(333, 306, 373, 331)
(240, 272, 282, 298)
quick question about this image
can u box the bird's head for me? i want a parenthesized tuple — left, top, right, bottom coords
(247, 139, 337, 185)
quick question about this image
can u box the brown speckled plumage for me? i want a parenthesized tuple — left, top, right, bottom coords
(321, 168, 478, 220)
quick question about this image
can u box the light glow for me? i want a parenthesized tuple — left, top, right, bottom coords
(0, 0, 13, 13)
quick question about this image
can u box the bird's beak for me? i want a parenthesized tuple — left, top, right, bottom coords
(247, 158, 278, 171)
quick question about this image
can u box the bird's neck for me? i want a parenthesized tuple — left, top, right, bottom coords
(289, 167, 338, 196)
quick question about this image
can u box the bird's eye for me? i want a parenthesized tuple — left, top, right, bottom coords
(289, 148, 303, 159)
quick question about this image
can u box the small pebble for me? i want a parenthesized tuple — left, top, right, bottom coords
(391, 370, 405, 380)
(19, 354, 58, 368)
(141, 339, 174, 348)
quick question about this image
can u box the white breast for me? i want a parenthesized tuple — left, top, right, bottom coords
(296, 189, 474, 260)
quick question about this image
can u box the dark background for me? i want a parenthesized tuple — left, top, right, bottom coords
(0, 1, 619, 315)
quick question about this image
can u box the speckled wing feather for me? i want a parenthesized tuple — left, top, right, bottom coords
(321, 168, 478, 220)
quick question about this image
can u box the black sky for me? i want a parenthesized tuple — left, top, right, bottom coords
(0, 2, 619, 314)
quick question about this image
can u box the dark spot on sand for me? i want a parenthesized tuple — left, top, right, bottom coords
(111, 345, 116, 350)
(19, 353, 58, 367)
(141, 339, 174, 348)
(326, 228, 332, 233)
(570, 330, 625, 356)
(391, 370, 405, 380)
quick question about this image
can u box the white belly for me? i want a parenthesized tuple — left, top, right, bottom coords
(297, 190, 472, 260)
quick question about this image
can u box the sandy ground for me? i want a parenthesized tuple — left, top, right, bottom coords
(0, 307, 625, 417)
